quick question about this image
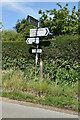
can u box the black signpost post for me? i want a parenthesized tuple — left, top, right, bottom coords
(26, 15, 50, 80)
(27, 15, 39, 79)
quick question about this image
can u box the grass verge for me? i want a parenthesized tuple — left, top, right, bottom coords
(1, 69, 78, 112)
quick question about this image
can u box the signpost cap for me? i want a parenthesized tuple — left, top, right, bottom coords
(27, 15, 39, 27)
(27, 15, 39, 21)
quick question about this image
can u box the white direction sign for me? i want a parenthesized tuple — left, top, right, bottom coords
(32, 49, 42, 53)
(26, 37, 39, 44)
(30, 28, 49, 37)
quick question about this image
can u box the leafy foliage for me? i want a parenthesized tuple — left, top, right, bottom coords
(38, 3, 79, 35)
(14, 18, 33, 39)
(13, 3, 79, 38)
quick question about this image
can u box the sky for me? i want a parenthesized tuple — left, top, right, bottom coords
(1, 1, 79, 30)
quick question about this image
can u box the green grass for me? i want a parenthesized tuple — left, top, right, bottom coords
(2, 69, 79, 111)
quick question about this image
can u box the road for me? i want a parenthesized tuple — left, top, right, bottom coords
(1, 101, 78, 118)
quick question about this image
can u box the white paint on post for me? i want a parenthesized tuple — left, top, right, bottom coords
(36, 45, 38, 68)
(36, 52, 38, 65)
(39, 60, 43, 80)
(38, 22, 39, 28)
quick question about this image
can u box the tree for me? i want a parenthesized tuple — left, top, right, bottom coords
(38, 3, 79, 36)
(14, 18, 33, 39)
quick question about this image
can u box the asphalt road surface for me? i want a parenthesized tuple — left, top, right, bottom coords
(1, 101, 78, 118)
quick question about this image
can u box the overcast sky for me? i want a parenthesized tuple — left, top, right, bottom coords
(1, 1, 78, 30)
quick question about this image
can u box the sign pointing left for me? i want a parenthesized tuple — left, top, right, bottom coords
(26, 37, 39, 44)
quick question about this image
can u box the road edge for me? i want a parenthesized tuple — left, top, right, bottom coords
(0, 97, 79, 116)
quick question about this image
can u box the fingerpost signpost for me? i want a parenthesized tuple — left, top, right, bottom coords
(26, 15, 50, 80)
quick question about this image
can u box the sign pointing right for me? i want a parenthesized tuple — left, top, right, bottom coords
(30, 27, 50, 37)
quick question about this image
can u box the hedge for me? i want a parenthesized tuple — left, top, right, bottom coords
(2, 34, 79, 83)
